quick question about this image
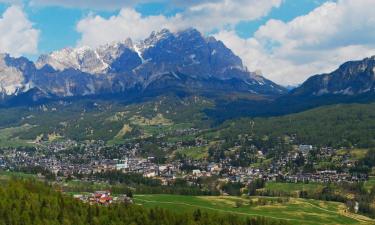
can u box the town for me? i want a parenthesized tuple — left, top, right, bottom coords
(0, 135, 368, 197)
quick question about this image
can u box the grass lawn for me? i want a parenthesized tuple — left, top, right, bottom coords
(134, 194, 374, 225)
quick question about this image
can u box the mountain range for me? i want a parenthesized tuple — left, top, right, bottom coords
(0, 28, 374, 108)
(0, 28, 286, 105)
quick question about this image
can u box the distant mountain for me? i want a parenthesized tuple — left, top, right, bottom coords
(206, 56, 375, 121)
(0, 28, 286, 106)
(6, 29, 375, 112)
(291, 56, 375, 97)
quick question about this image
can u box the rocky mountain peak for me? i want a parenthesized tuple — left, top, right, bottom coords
(176, 28, 204, 40)
(145, 29, 173, 44)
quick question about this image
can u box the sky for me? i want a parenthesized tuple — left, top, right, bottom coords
(0, 0, 375, 85)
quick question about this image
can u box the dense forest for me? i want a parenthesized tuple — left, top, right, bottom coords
(0, 179, 287, 225)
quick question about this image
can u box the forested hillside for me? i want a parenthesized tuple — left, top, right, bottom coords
(0, 95, 373, 149)
(219, 103, 375, 148)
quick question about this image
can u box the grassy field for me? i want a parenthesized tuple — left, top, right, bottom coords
(0, 171, 38, 183)
(336, 148, 369, 160)
(134, 194, 374, 225)
(263, 182, 324, 196)
(0, 124, 35, 147)
(174, 146, 208, 159)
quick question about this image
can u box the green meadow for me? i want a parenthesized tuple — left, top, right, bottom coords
(134, 194, 374, 225)
(0, 124, 34, 147)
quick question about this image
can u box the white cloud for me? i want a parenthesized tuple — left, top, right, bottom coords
(181, 0, 282, 31)
(0, 5, 39, 56)
(76, 9, 186, 47)
(216, 0, 375, 85)
(75, 0, 281, 47)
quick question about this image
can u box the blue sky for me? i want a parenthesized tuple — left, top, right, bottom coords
(0, 0, 374, 85)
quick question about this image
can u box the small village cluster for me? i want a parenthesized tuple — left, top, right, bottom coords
(73, 191, 133, 205)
